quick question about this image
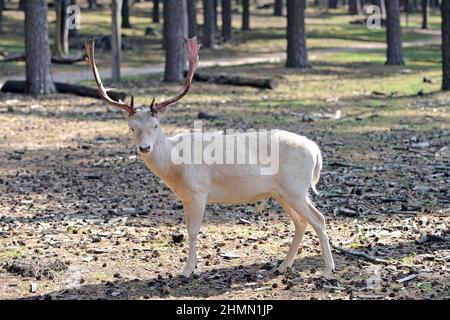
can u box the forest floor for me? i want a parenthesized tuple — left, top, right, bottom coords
(0, 2, 449, 300)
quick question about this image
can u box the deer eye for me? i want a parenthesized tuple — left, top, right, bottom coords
(131, 128, 135, 132)
(154, 124, 158, 129)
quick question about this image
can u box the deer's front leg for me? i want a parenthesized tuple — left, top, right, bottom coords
(181, 194, 207, 278)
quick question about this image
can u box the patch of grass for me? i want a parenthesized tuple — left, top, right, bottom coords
(401, 252, 417, 266)
(0, 249, 22, 258)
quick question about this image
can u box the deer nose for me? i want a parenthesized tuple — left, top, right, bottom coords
(139, 145, 151, 153)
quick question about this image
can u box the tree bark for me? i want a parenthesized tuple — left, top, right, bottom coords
(274, 0, 283, 16)
(152, 0, 160, 23)
(25, 0, 56, 95)
(54, 0, 70, 57)
(111, 0, 122, 84)
(421, 0, 428, 29)
(122, 0, 131, 28)
(286, 0, 309, 68)
(349, 0, 361, 15)
(164, 0, 187, 82)
(19, 0, 26, 11)
(442, 0, 450, 90)
(213, 0, 219, 31)
(222, 0, 232, 42)
(385, 0, 405, 65)
(187, 0, 197, 37)
(242, 0, 250, 31)
(0, 0, 5, 34)
(88, 0, 99, 9)
(203, 0, 215, 48)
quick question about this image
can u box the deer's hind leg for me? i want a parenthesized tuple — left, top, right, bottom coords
(284, 196, 335, 278)
(275, 196, 308, 274)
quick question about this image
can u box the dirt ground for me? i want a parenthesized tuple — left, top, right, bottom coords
(0, 75, 449, 299)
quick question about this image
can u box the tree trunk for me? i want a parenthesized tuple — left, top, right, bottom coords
(222, 0, 232, 42)
(203, 0, 215, 48)
(122, 0, 131, 28)
(163, 0, 187, 82)
(25, 0, 56, 95)
(421, 0, 428, 29)
(286, 0, 309, 68)
(274, 0, 283, 16)
(242, 0, 250, 31)
(349, 0, 361, 15)
(187, 0, 197, 37)
(152, 0, 160, 23)
(0, 0, 5, 34)
(442, 0, 450, 90)
(19, 0, 26, 11)
(88, 0, 99, 9)
(54, 0, 70, 57)
(385, 0, 405, 65)
(213, 0, 218, 31)
(111, 0, 122, 84)
(328, 0, 338, 8)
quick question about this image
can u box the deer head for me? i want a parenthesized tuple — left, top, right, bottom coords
(85, 37, 200, 154)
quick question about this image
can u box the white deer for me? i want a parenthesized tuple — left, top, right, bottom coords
(85, 38, 335, 278)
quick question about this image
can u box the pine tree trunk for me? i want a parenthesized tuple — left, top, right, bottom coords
(328, 0, 338, 8)
(0, 0, 5, 35)
(203, 0, 215, 48)
(222, 0, 232, 42)
(421, 0, 428, 29)
(25, 0, 56, 95)
(122, 0, 131, 28)
(349, 0, 361, 15)
(54, 0, 70, 57)
(88, 0, 99, 9)
(164, 0, 187, 82)
(19, 0, 26, 11)
(152, 0, 160, 23)
(286, 0, 309, 68)
(242, 0, 250, 31)
(187, 0, 197, 37)
(111, 0, 122, 84)
(274, 0, 283, 16)
(442, 0, 450, 90)
(213, 0, 218, 31)
(385, 0, 405, 65)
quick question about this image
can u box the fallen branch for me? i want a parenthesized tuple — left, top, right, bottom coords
(1, 52, 87, 65)
(328, 161, 364, 169)
(1, 80, 126, 102)
(331, 243, 391, 265)
(186, 71, 278, 89)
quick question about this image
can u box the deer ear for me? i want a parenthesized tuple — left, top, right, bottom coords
(155, 107, 168, 120)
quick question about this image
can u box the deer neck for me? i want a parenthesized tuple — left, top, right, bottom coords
(140, 130, 174, 179)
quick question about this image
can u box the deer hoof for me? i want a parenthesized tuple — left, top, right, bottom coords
(322, 268, 335, 280)
(181, 268, 194, 278)
(276, 263, 290, 274)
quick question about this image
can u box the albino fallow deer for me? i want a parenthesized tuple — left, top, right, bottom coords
(85, 37, 335, 278)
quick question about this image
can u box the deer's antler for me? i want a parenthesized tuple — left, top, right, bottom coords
(149, 37, 200, 114)
(85, 39, 135, 116)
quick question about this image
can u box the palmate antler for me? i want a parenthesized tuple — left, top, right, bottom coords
(85, 39, 135, 116)
(149, 37, 200, 114)
(85, 37, 200, 117)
